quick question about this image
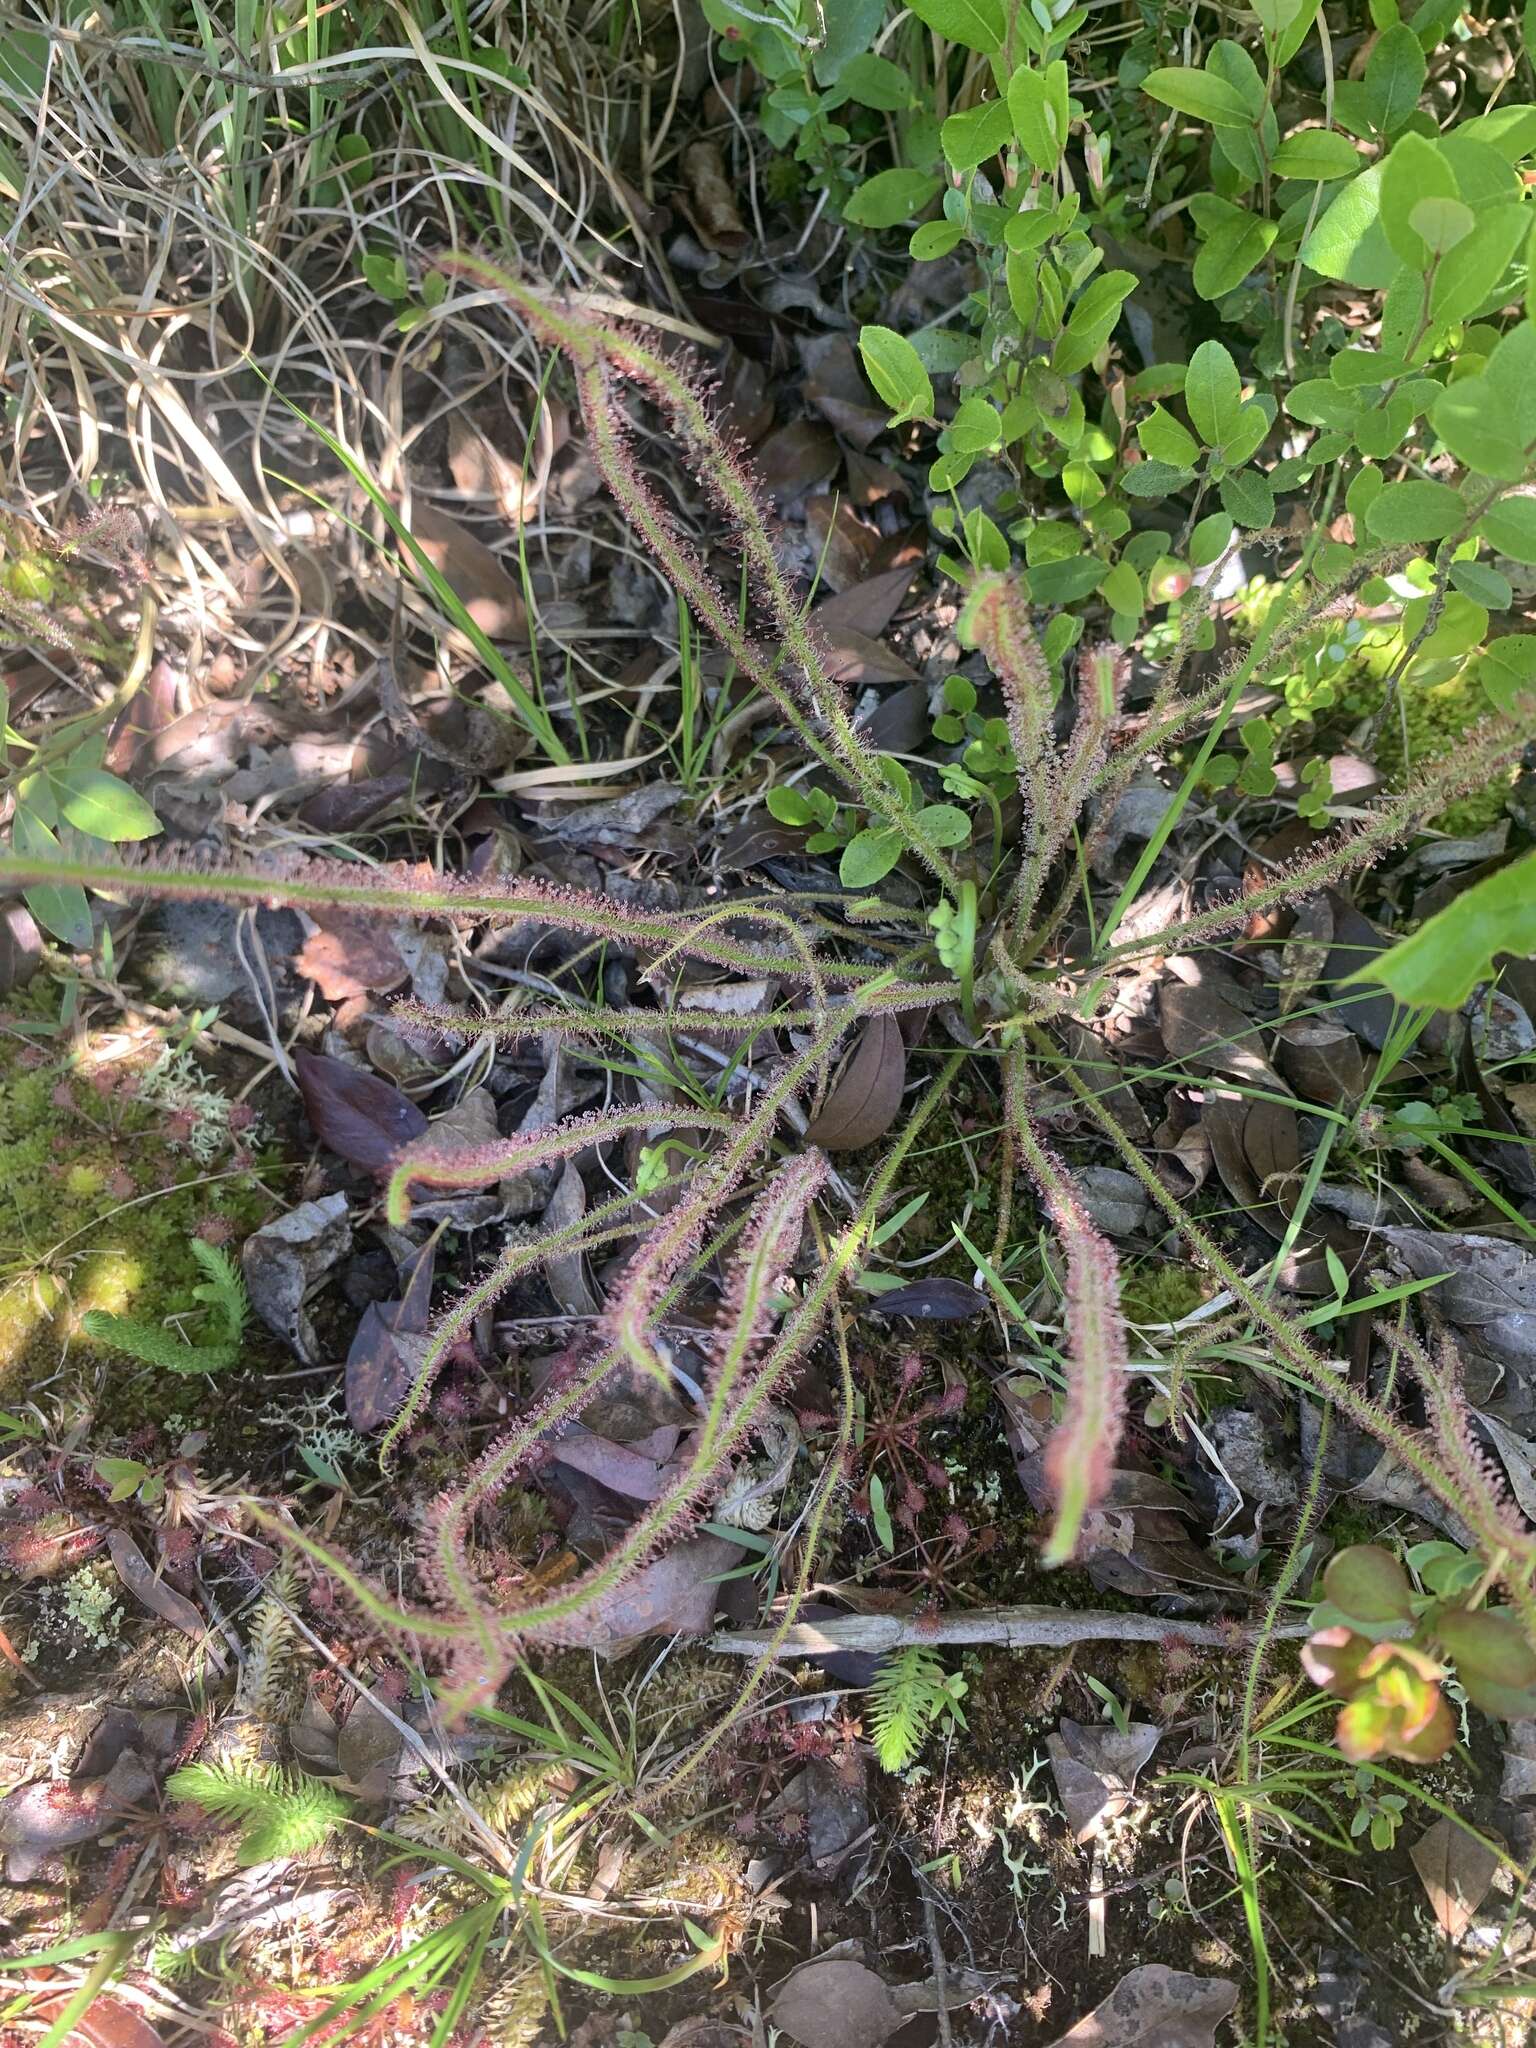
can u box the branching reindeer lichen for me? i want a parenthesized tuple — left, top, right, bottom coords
(2, 275, 1533, 1745)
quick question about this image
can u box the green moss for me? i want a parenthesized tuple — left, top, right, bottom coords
(0, 1025, 270, 1421)
(1364, 668, 1511, 837)
(1121, 1261, 1211, 1327)
(1232, 575, 1510, 836)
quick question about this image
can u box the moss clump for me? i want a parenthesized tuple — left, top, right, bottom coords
(1364, 668, 1512, 837)
(1121, 1261, 1211, 1326)
(0, 1025, 270, 1418)
(1230, 574, 1511, 837)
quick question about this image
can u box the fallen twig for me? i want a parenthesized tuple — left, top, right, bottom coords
(710, 1604, 1309, 1661)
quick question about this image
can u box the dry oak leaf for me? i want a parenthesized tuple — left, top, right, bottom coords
(1042, 1964, 1238, 2048)
(1409, 1815, 1502, 1941)
(402, 499, 527, 639)
(805, 1014, 905, 1151)
(295, 910, 408, 1001)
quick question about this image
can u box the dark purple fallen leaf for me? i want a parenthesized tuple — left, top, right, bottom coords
(752, 420, 839, 505)
(560, 1531, 743, 1652)
(713, 342, 774, 445)
(1275, 1017, 1365, 1108)
(1460, 1037, 1536, 1198)
(299, 772, 415, 835)
(106, 1530, 208, 1643)
(820, 627, 922, 685)
(0, 901, 43, 992)
(345, 1236, 437, 1430)
(812, 564, 914, 642)
(1321, 891, 1444, 1053)
(867, 1278, 987, 1321)
(1160, 963, 1279, 1087)
(296, 1048, 428, 1177)
(551, 1422, 685, 1500)
(805, 1015, 905, 1151)
(859, 682, 929, 753)
(802, 334, 888, 451)
(805, 496, 880, 592)
(0, 1747, 155, 1881)
(718, 810, 811, 870)
(843, 449, 909, 506)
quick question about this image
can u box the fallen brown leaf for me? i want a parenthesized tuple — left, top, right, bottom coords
(34, 1995, 168, 2048)
(805, 1015, 906, 1151)
(802, 334, 889, 452)
(769, 1956, 905, 2048)
(1160, 961, 1280, 1089)
(0, 1747, 156, 1882)
(805, 495, 880, 592)
(1047, 1717, 1161, 1840)
(295, 910, 408, 1002)
(714, 344, 774, 445)
(1409, 1815, 1501, 1941)
(403, 499, 528, 639)
(813, 563, 915, 641)
(1042, 1965, 1237, 2047)
(680, 138, 749, 253)
(558, 1530, 744, 1652)
(106, 1530, 207, 1643)
(753, 420, 839, 505)
(345, 1235, 438, 1431)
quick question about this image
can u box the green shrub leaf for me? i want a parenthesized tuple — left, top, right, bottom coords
(1271, 128, 1363, 180)
(1379, 133, 1460, 270)
(1138, 405, 1201, 469)
(1478, 494, 1536, 564)
(1219, 468, 1276, 529)
(907, 0, 1005, 53)
(858, 325, 935, 426)
(845, 168, 943, 228)
(1345, 854, 1536, 1008)
(1432, 377, 1527, 482)
(836, 53, 915, 111)
(1141, 65, 1256, 130)
(1008, 59, 1069, 172)
(50, 768, 161, 843)
(1364, 479, 1465, 543)
(1192, 211, 1279, 300)
(1184, 339, 1245, 448)
(1473, 633, 1536, 706)
(1302, 165, 1400, 286)
(1364, 22, 1426, 135)
(940, 97, 1013, 170)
